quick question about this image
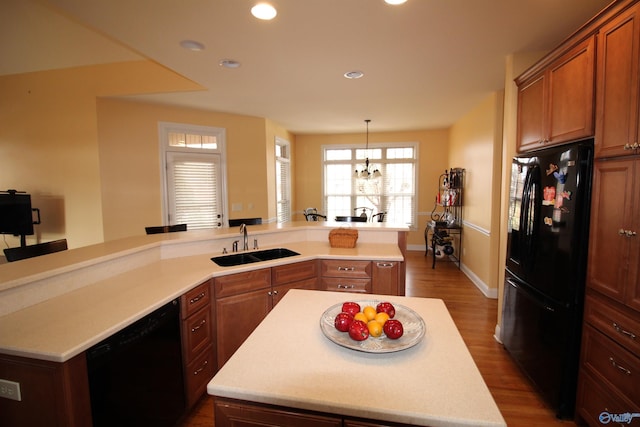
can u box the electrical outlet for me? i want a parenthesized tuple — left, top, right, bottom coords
(0, 379, 21, 401)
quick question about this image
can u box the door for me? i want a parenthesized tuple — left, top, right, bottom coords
(501, 271, 580, 418)
(506, 142, 593, 303)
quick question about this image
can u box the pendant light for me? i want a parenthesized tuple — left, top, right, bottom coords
(354, 119, 382, 180)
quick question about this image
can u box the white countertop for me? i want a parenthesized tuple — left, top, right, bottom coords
(0, 224, 406, 362)
(207, 290, 506, 427)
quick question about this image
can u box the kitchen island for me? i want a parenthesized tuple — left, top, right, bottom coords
(207, 290, 506, 427)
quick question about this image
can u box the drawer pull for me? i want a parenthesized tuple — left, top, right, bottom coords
(609, 357, 631, 376)
(194, 360, 208, 375)
(337, 266, 355, 271)
(189, 292, 206, 304)
(376, 262, 394, 268)
(337, 284, 355, 289)
(613, 322, 637, 340)
(191, 319, 206, 332)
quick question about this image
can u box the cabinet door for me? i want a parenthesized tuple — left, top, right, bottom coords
(517, 72, 546, 152)
(272, 260, 319, 285)
(372, 261, 399, 295)
(628, 159, 640, 311)
(215, 288, 271, 368)
(587, 159, 636, 303)
(547, 36, 595, 145)
(596, 4, 640, 159)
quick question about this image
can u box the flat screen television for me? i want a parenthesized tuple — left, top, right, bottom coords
(0, 191, 36, 237)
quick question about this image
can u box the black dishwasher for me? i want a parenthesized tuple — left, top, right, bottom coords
(86, 299, 186, 427)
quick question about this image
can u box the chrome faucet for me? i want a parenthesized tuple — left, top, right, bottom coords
(239, 223, 249, 251)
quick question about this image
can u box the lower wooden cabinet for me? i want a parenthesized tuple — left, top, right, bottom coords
(214, 261, 320, 368)
(180, 279, 216, 409)
(214, 397, 417, 427)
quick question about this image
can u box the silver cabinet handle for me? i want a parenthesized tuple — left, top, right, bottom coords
(609, 357, 631, 375)
(337, 266, 355, 271)
(189, 292, 206, 304)
(376, 262, 394, 268)
(613, 322, 637, 340)
(337, 284, 355, 289)
(623, 142, 639, 150)
(191, 319, 206, 332)
(618, 229, 637, 237)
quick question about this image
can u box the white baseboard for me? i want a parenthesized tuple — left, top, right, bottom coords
(460, 262, 498, 299)
(494, 324, 502, 344)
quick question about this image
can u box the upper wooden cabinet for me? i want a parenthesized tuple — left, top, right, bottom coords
(516, 36, 596, 152)
(596, 3, 640, 158)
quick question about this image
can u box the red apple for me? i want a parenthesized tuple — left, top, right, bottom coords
(334, 312, 354, 332)
(348, 320, 370, 341)
(383, 319, 404, 339)
(376, 302, 396, 319)
(341, 301, 361, 316)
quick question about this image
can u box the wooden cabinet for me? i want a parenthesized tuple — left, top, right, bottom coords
(320, 259, 372, 293)
(214, 397, 417, 427)
(516, 36, 595, 152)
(214, 261, 320, 368)
(214, 268, 272, 368)
(586, 158, 640, 310)
(372, 261, 400, 295)
(596, 3, 640, 159)
(180, 280, 216, 409)
(577, 156, 640, 426)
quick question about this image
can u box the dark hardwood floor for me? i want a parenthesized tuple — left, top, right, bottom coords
(179, 250, 578, 427)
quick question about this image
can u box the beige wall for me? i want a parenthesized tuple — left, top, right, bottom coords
(294, 129, 450, 247)
(449, 92, 504, 293)
(0, 61, 201, 248)
(96, 98, 278, 241)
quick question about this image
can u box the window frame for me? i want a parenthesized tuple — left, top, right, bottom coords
(275, 137, 292, 223)
(321, 142, 419, 227)
(158, 121, 229, 228)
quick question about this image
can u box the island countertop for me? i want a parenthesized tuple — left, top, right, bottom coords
(207, 289, 506, 427)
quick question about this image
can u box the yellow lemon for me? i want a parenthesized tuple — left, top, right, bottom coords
(363, 306, 377, 321)
(375, 312, 390, 325)
(354, 312, 368, 323)
(367, 320, 383, 337)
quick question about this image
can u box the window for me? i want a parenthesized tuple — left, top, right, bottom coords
(275, 137, 291, 223)
(159, 122, 227, 229)
(323, 143, 417, 226)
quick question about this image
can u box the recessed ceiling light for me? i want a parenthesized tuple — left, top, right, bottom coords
(385, 0, 408, 4)
(219, 59, 241, 69)
(251, 3, 277, 20)
(179, 40, 205, 51)
(344, 71, 364, 79)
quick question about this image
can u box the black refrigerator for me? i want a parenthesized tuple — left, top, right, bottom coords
(502, 139, 593, 419)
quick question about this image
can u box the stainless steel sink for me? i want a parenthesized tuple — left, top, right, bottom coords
(211, 248, 300, 267)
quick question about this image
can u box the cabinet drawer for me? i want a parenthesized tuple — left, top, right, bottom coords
(182, 306, 212, 363)
(321, 260, 371, 278)
(584, 295, 640, 355)
(272, 260, 319, 285)
(321, 277, 371, 293)
(181, 280, 211, 319)
(582, 325, 640, 404)
(184, 344, 215, 408)
(214, 268, 271, 298)
(577, 369, 635, 427)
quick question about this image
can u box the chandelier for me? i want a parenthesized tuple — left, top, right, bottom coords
(354, 119, 382, 180)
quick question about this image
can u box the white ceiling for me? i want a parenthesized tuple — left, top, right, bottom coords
(1, 0, 612, 134)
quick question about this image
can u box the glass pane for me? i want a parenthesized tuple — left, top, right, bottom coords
(202, 135, 217, 149)
(325, 164, 352, 195)
(355, 148, 382, 160)
(387, 147, 414, 159)
(327, 196, 351, 217)
(326, 149, 352, 161)
(168, 132, 186, 147)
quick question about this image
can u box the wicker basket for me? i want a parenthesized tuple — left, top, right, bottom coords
(329, 228, 358, 248)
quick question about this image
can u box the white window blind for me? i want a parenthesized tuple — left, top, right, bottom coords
(166, 153, 222, 229)
(276, 138, 291, 223)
